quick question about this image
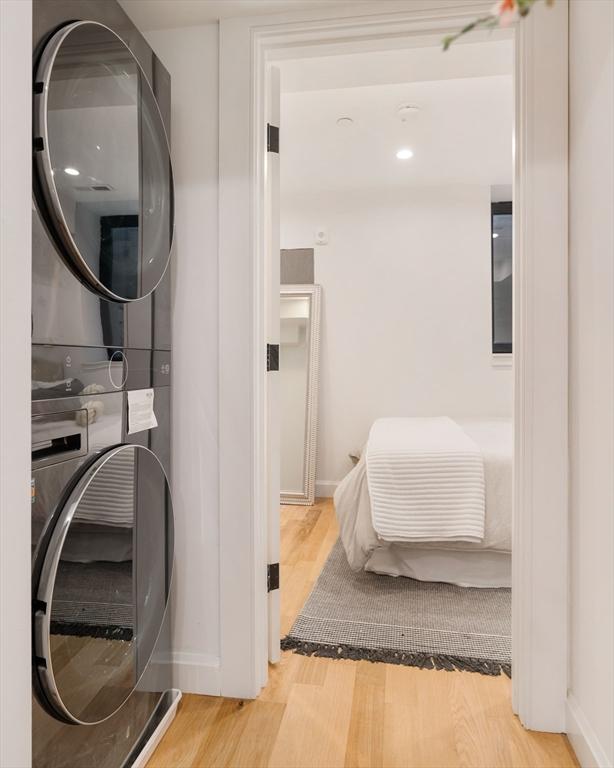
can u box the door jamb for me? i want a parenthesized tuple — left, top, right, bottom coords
(218, 0, 569, 730)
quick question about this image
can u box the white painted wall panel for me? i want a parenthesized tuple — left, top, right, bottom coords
(144, 24, 221, 692)
(568, 1, 614, 764)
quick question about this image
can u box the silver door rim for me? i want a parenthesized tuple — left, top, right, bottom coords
(34, 444, 174, 725)
(33, 20, 175, 303)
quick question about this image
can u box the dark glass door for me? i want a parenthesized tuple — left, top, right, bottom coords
(33, 445, 173, 725)
(34, 21, 174, 302)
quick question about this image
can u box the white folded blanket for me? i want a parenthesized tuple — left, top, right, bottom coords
(366, 417, 485, 543)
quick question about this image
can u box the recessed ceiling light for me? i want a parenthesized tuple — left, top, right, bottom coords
(493, 233, 499, 239)
(64, 167, 80, 176)
(336, 117, 354, 127)
(396, 148, 414, 160)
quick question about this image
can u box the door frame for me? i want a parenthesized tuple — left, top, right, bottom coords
(219, 0, 569, 732)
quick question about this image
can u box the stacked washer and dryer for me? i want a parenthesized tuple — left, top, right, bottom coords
(31, 3, 178, 766)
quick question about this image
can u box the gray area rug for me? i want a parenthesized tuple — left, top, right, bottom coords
(51, 560, 134, 641)
(282, 540, 511, 676)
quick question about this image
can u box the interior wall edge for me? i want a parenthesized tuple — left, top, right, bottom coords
(567, 0, 614, 761)
(142, 22, 222, 674)
(0, 1, 33, 767)
(566, 694, 612, 768)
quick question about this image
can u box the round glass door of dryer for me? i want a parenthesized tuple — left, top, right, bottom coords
(33, 445, 174, 725)
(34, 21, 174, 302)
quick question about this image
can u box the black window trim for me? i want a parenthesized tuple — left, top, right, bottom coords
(491, 201, 513, 355)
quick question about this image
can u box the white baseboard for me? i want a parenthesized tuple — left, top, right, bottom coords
(566, 693, 612, 768)
(315, 480, 338, 498)
(170, 652, 221, 696)
(131, 690, 182, 768)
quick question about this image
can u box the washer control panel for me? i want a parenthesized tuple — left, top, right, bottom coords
(108, 351, 128, 390)
(32, 345, 171, 400)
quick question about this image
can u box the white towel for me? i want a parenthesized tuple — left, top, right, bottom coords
(366, 417, 485, 543)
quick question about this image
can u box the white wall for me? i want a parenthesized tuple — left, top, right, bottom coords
(0, 1, 32, 766)
(143, 24, 221, 694)
(567, 1, 614, 765)
(282, 184, 513, 486)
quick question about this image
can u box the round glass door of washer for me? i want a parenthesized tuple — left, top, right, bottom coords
(34, 21, 174, 302)
(33, 445, 174, 725)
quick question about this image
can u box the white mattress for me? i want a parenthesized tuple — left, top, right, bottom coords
(365, 545, 511, 588)
(334, 418, 512, 588)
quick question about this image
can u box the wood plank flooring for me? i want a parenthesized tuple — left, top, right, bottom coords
(147, 499, 578, 768)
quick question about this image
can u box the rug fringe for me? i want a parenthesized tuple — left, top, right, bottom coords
(280, 637, 511, 678)
(50, 621, 133, 642)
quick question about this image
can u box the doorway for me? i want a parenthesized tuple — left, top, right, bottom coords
(218, 0, 569, 733)
(276, 39, 514, 679)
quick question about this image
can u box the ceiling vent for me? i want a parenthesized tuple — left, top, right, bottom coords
(397, 104, 420, 122)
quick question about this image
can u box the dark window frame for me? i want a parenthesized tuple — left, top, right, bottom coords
(491, 201, 513, 354)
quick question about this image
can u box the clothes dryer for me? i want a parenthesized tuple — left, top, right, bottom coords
(32, 5, 173, 350)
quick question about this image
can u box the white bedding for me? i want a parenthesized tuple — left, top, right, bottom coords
(367, 417, 485, 543)
(334, 418, 512, 587)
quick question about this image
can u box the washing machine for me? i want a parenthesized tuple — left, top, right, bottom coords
(31, 3, 178, 766)
(31, 380, 176, 768)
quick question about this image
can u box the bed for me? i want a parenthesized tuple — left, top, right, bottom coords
(334, 417, 512, 588)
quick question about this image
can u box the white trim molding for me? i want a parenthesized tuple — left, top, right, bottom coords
(512, 0, 569, 733)
(131, 690, 182, 768)
(491, 352, 513, 368)
(566, 694, 612, 768)
(315, 481, 339, 499)
(170, 652, 221, 696)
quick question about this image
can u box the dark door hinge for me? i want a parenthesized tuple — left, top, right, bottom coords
(267, 343, 279, 372)
(267, 563, 280, 592)
(267, 123, 279, 154)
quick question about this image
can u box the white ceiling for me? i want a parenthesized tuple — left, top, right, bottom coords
(280, 74, 513, 196)
(281, 39, 513, 93)
(119, 0, 372, 31)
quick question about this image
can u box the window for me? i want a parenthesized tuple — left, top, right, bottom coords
(491, 202, 513, 354)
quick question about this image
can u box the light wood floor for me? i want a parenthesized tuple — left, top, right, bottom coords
(147, 499, 578, 768)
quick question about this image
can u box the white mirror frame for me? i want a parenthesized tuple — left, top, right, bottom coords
(280, 284, 321, 506)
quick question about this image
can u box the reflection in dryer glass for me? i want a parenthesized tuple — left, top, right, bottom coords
(46, 446, 173, 723)
(43, 23, 172, 301)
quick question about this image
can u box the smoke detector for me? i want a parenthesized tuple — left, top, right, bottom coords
(336, 116, 354, 127)
(397, 104, 420, 122)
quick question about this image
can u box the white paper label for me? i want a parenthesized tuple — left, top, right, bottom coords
(127, 389, 158, 435)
